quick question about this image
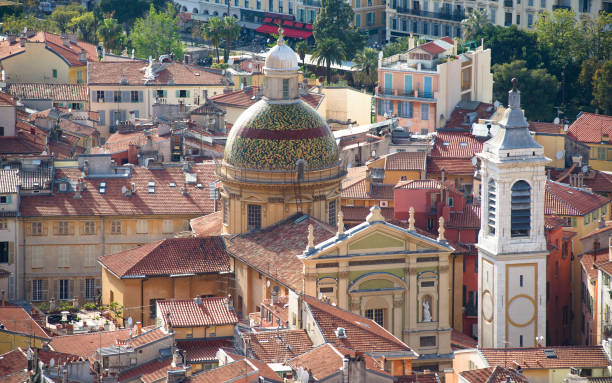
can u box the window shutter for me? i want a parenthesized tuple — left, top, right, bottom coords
(7, 195, 12, 204)
(176, 90, 180, 98)
(69, 222, 75, 235)
(99, 110, 106, 125)
(91, 91, 97, 102)
(54, 279, 59, 300)
(53, 222, 59, 236)
(27, 280, 32, 301)
(186, 90, 190, 98)
(80, 279, 86, 298)
(120, 110, 127, 122)
(8, 242, 13, 264)
(138, 91, 143, 103)
(25, 222, 31, 236)
(105, 91, 113, 102)
(163, 90, 168, 98)
(152, 90, 157, 98)
(69, 280, 74, 299)
(134, 110, 139, 118)
(122, 91, 130, 103)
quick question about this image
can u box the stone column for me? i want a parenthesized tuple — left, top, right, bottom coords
(393, 294, 404, 338)
(338, 267, 349, 310)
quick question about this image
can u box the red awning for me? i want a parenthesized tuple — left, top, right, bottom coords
(256, 24, 312, 39)
(263, 17, 272, 23)
(283, 20, 293, 26)
(305, 24, 313, 30)
(294, 22, 304, 28)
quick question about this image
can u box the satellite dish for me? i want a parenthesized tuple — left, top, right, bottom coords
(555, 150, 564, 160)
(49, 358, 55, 368)
(371, 150, 376, 157)
(471, 157, 477, 166)
(127, 317, 133, 328)
(582, 165, 589, 173)
(121, 185, 127, 194)
(248, 62, 253, 69)
(301, 371, 310, 383)
(564, 124, 569, 132)
(553, 117, 560, 124)
(266, 280, 270, 288)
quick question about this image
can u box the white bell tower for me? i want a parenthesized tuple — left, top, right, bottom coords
(476, 79, 549, 348)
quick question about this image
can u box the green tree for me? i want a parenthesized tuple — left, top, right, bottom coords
(578, 12, 612, 61)
(131, 4, 184, 60)
(296, 40, 309, 67)
(69, 12, 96, 43)
(97, 18, 125, 54)
(312, 37, 346, 83)
(352, 47, 378, 90)
(383, 36, 413, 57)
(578, 57, 600, 110)
(535, 9, 585, 67)
(222, 16, 240, 63)
(2, 14, 48, 34)
(98, 0, 148, 27)
(461, 8, 490, 42)
(313, 0, 364, 60)
(471, 25, 544, 69)
(203, 16, 223, 63)
(492, 60, 560, 121)
(592, 59, 612, 115)
(51, 4, 84, 33)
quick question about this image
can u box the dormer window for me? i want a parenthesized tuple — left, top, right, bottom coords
(58, 183, 67, 192)
(511, 180, 531, 237)
(99, 182, 106, 194)
(148, 181, 155, 193)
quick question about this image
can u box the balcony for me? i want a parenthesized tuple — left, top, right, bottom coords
(375, 86, 437, 101)
(503, 0, 513, 6)
(394, 7, 464, 22)
(552, 4, 572, 9)
(302, 0, 321, 6)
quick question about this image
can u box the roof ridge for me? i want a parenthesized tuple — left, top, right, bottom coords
(121, 239, 166, 277)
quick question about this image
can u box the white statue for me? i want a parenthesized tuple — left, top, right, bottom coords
(423, 300, 432, 322)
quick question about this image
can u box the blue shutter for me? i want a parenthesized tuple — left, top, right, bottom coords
(122, 91, 130, 103)
(377, 99, 383, 116)
(404, 75, 412, 95)
(6, 195, 11, 204)
(176, 90, 180, 98)
(186, 90, 190, 98)
(138, 91, 143, 103)
(91, 91, 97, 103)
(99, 111, 106, 125)
(120, 110, 127, 122)
(105, 91, 113, 103)
(163, 90, 168, 98)
(134, 110, 139, 118)
(384, 73, 393, 94)
(424, 76, 433, 98)
(409, 102, 413, 118)
(152, 90, 157, 98)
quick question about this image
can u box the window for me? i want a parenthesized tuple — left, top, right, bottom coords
(58, 221, 69, 235)
(32, 279, 45, 301)
(356, 0, 360, 6)
(355, 14, 361, 27)
(268, 0, 273, 11)
(511, 181, 531, 237)
(0, 242, 8, 263)
(519, 335, 524, 347)
(76, 70, 83, 83)
(179, 90, 189, 98)
(328, 200, 337, 226)
(528, 0, 533, 5)
(282, 79, 289, 99)
(491, 8, 496, 22)
(71, 102, 82, 110)
(420, 336, 436, 347)
(58, 247, 70, 267)
(528, 13, 533, 27)
(520, 275, 524, 287)
(540, 0, 545, 6)
(59, 279, 70, 300)
(85, 278, 96, 300)
(0, 127, 4, 136)
(366, 12, 374, 26)
(31, 247, 43, 268)
(247, 204, 262, 230)
(516, 14, 520, 25)
(84, 221, 96, 235)
(599, 147, 606, 160)
(52, 69, 57, 78)
(111, 221, 122, 234)
(84, 245, 96, 267)
(257, 0, 261, 9)
(365, 308, 384, 327)
(136, 219, 147, 234)
(96, 90, 105, 103)
(131, 91, 139, 102)
(223, 200, 229, 225)
(421, 104, 429, 120)
(505, 12, 512, 26)
(156, 90, 166, 98)
(399, 102, 413, 118)
(0, 196, 7, 204)
(448, 197, 454, 207)
(0, 219, 7, 230)
(32, 222, 43, 236)
(114, 91, 122, 103)
(162, 219, 174, 234)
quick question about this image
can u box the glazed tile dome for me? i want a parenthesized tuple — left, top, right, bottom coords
(224, 99, 340, 171)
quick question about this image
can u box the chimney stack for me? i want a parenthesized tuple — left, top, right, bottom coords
(136, 321, 142, 335)
(79, 49, 87, 63)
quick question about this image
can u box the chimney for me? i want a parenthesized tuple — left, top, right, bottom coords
(408, 33, 415, 50)
(79, 49, 87, 63)
(136, 321, 142, 336)
(61, 35, 70, 48)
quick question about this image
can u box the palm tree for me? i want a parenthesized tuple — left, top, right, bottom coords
(353, 47, 379, 91)
(296, 40, 309, 67)
(461, 9, 490, 42)
(97, 18, 124, 55)
(203, 16, 223, 62)
(311, 37, 346, 84)
(222, 16, 240, 63)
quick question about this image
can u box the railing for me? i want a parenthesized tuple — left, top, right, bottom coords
(393, 7, 465, 22)
(504, 0, 513, 6)
(375, 86, 437, 100)
(302, 0, 321, 6)
(552, 4, 572, 9)
(216, 161, 347, 185)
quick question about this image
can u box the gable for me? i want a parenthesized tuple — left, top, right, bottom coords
(348, 231, 405, 251)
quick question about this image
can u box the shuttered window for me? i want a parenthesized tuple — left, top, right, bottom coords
(487, 179, 496, 235)
(511, 180, 531, 237)
(31, 247, 43, 268)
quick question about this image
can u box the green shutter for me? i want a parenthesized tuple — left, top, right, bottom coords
(176, 90, 180, 98)
(186, 90, 190, 98)
(6, 195, 11, 204)
(163, 90, 168, 98)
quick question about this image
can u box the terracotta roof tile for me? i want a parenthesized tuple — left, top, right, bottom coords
(98, 129, 168, 154)
(395, 373, 440, 383)
(244, 329, 312, 363)
(0, 369, 28, 383)
(0, 32, 97, 66)
(545, 215, 566, 230)
(420, 41, 446, 55)
(0, 169, 19, 194)
(157, 297, 239, 328)
(567, 113, 612, 144)
(210, 86, 323, 110)
(342, 166, 367, 189)
(427, 157, 475, 175)
(88, 61, 227, 86)
(442, 103, 495, 131)
(580, 249, 610, 280)
(450, 329, 477, 350)
(7, 83, 88, 101)
(287, 343, 388, 381)
(545, 180, 611, 216)
(190, 211, 223, 237)
(118, 357, 172, 383)
(176, 339, 232, 362)
(447, 204, 480, 229)
(341, 206, 394, 222)
(49, 329, 131, 358)
(529, 121, 563, 135)
(99, 237, 230, 278)
(0, 136, 43, 155)
(225, 214, 335, 291)
(124, 327, 170, 349)
(394, 179, 441, 190)
(303, 295, 416, 355)
(0, 307, 49, 340)
(479, 346, 611, 369)
(384, 151, 427, 171)
(0, 349, 27, 377)
(20, 163, 217, 217)
(430, 131, 485, 158)
(190, 358, 282, 383)
(583, 170, 612, 194)
(341, 179, 394, 200)
(460, 366, 528, 383)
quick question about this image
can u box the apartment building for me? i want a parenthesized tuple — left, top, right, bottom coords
(375, 37, 492, 133)
(386, 0, 609, 41)
(88, 60, 231, 137)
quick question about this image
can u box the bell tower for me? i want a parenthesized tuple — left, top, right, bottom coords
(476, 79, 550, 348)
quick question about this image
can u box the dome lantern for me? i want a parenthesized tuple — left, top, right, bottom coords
(263, 28, 300, 100)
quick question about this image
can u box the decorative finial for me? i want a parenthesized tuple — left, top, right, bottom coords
(337, 211, 344, 236)
(277, 26, 285, 46)
(366, 206, 385, 223)
(307, 224, 314, 250)
(437, 217, 446, 242)
(408, 207, 415, 231)
(508, 78, 521, 109)
(511, 77, 518, 91)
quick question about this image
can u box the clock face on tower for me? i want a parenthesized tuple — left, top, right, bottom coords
(482, 290, 494, 323)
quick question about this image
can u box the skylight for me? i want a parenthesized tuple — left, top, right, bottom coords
(148, 181, 155, 194)
(169, 182, 176, 188)
(543, 349, 557, 358)
(443, 142, 450, 146)
(99, 182, 106, 194)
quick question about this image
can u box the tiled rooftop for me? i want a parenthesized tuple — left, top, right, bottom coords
(210, 86, 323, 110)
(545, 180, 611, 216)
(99, 237, 230, 278)
(97, 128, 169, 154)
(189, 358, 282, 383)
(450, 329, 477, 350)
(529, 121, 563, 135)
(341, 179, 394, 200)
(426, 157, 475, 175)
(341, 206, 394, 222)
(243, 329, 313, 363)
(224, 214, 335, 291)
(580, 248, 610, 280)
(157, 297, 239, 328)
(394, 179, 441, 190)
(7, 83, 88, 101)
(447, 204, 480, 229)
(118, 357, 172, 383)
(49, 329, 131, 358)
(176, 339, 232, 362)
(20, 163, 217, 217)
(443, 102, 495, 131)
(383, 151, 427, 171)
(0, 32, 97, 66)
(430, 131, 485, 158)
(190, 211, 223, 237)
(479, 345, 611, 369)
(0, 306, 49, 340)
(460, 366, 528, 383)
(0, 169, 19, 194)
(567, 112, 612, 144)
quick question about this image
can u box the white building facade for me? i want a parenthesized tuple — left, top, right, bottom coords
(477, 80, 549, 348)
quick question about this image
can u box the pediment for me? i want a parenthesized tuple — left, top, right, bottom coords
(348, 231, 405, 252)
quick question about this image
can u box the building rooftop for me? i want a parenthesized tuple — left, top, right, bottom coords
(567, 112, 612, 144)
(479, 345, 611, 369)
(157, 297, 239, 328)
(0, 31, 97, 66)
(341, 179, 394, 200)
(341, 206, 394, 222)
(0, 306, 49, 340)
(443, 102, 495, 131)
(190, 211, 224, 237)
(426, 157, 475, 176)
(431, 131, 485, 158)
(580, 248, 610, 280)
(117, 357, 172, 383)
(7, 83, 88, 101)
(189, 357, 282, 383)
(49, 329, 131, 358)
(394, 179, 441, 190)
(447, 204, 480, 229)
(460, 366, 528, 383)
(176, 339, 232, 363)
(529, 121, 564, 135)
(544, 180, 611, 216)
(210, 86, 323, 110)
(243, 329, 313, 363)
(383, 151, 427, 171)
(450, 329, 477, 350)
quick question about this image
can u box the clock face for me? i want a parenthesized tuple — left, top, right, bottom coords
(482, 290, 494, 323)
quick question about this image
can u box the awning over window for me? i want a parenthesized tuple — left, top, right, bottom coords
(255, 24, 312, 39)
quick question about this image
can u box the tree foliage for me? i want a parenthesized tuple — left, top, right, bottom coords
(131, 4, 184, 60)
(222, 16, 240, 63)
(493, 60, 560, 121)
(69, 12, 96, 43)
(352, 47, 378, 90)
(592, 59, 612, 115)
(312, 37, 346, 83)
(203, 16, 224, 63)
(295, 40, 309, 67)
(2, 14, 48, 34)
(461, 8, 490, 42)
(97, 17, 125, 54)
(50, 4, 84, 34)
(313, 0, 364, 60)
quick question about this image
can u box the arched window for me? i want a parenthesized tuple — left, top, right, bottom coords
(193, 8, 199, 13)
(511, 180, 531, 237)
(487, 179, 496, 235)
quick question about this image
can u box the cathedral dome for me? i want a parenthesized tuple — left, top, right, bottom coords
(223, 99, 339, 171)
(264, 39, 299, 72)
